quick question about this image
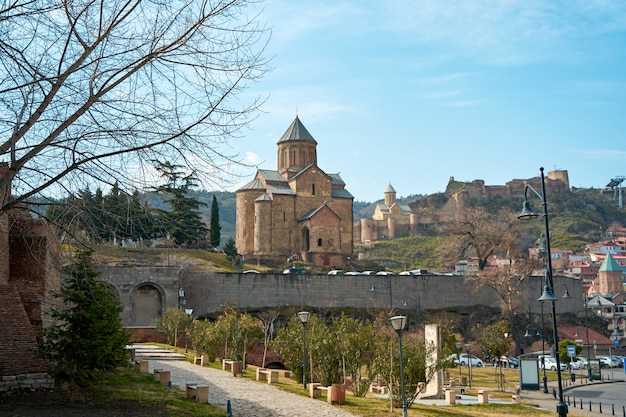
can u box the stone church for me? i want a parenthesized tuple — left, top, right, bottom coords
(235, 116, 353, 267)
(354, 183, 414, 243)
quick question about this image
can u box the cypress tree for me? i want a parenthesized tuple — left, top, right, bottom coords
(209, 194, 221, 248)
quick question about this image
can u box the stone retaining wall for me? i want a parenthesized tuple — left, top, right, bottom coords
(0, 373, 54, 392)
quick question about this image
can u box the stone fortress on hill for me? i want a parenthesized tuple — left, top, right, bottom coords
(354, 169, 571, 243)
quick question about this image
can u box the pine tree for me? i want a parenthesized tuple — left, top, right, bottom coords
(152, 161, 208, 246)
(40, 250, 130, 395)
(209, 194, 221, 248)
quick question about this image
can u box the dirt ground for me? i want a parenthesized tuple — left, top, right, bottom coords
(0, 389, 172, 417)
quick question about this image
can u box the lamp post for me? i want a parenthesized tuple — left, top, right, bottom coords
(297, 311, 311, 390)
(518, 167, 567, 417)
(455, 341, 463, 378)
(584, 297, 592, 379)
(371, 280, 393, 310)
(184, 308, 193, 353)
(178, 287, 185, 309)
(524, 323, 548, 393)
(403, 296, 422, 327)
(464, 343, 472, 389)
(390, 315, 408, 417)
(611, 317, 625, 363)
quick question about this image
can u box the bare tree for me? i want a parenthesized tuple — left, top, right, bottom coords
(438, 206, 522, 271)
(0, 0, 269, 214)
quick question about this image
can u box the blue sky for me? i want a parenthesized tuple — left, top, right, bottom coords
(229, 0, 626, 203)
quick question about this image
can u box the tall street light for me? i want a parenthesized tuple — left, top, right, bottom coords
(455, 341, 463, 378)
(184, 308, 193, 353)
(390, 315, 408, 417)
(583, 297, 593, 379)
(611, 317, 625, 357)
(518, 167, 567, 417)
(297, 311, 311, 390)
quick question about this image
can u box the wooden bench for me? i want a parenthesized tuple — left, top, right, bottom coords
(256, 368, 279, 384)
(221, 359, 242, 376)
(186, 383, 209, 403)
(134, 360, 149, 373)
(478, 389, 489, 404)
(153, 369, 170, 386)
(194, 354, 208, 366)
(309, 383, 345, 405)
(369, 383, 388, 394)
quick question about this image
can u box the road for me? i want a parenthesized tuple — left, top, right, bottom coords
(565, 380, 626, 415)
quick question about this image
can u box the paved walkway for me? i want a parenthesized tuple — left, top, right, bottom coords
(137, 345, 622, 417)
(147, 360, 357, 417)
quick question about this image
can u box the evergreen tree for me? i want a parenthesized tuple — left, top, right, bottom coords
(222, 237, 238, 260)
(152, 161, 208, 246)
(209, 194, 221, 248)
(39, 250, 130, 395)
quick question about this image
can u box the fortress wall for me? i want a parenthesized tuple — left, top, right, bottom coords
(99, 267, 583, 323)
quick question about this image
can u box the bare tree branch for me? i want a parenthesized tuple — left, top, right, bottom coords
(0, 0, 269, 212)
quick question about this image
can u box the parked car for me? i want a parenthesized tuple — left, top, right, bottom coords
(540, 356, 568, 371)
(243, 270, 260, 274)
(345, 271, 362, 275)
(568, 360, 582, 370)
(457, 354, 484, 367)
(375, 271, 394, 276)
(596, 356, 619, 368)
(282, 267, 308, 275)
(577, 357, 589, 369)
(327, 269, 345, 275)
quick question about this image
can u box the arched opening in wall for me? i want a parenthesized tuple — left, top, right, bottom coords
(130, 283, 163, 326)
(302, 227, 310, 251)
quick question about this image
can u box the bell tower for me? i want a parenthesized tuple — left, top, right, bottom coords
(277, 116, 317, 176)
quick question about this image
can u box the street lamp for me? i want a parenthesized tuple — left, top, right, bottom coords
(518, 167, 567, 417)
(371, 280, 393, 310)
(390, 315, 408, 417)
(583, 297, 593, 379)
(297, 311, 311, 390)
(524, 323, 548, 393)
(464, 343, 472, 389)
(184, 308, 193, 353)
(455, 341, 463, 378)
(403, 296, 422, 327)
(611, 317, 625, 359)
(178, 287, 185, 309)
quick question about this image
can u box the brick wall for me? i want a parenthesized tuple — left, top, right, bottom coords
(0, 191, 61, 382)
(0, 283, 47, 377)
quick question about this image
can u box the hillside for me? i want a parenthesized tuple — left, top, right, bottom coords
(154, 185, 625, 267)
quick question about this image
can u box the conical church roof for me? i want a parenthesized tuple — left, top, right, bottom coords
(599, 252, 621, 272)
(277, 116, 317, 144)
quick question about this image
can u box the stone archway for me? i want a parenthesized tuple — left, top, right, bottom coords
(130, 283, 164, 326)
